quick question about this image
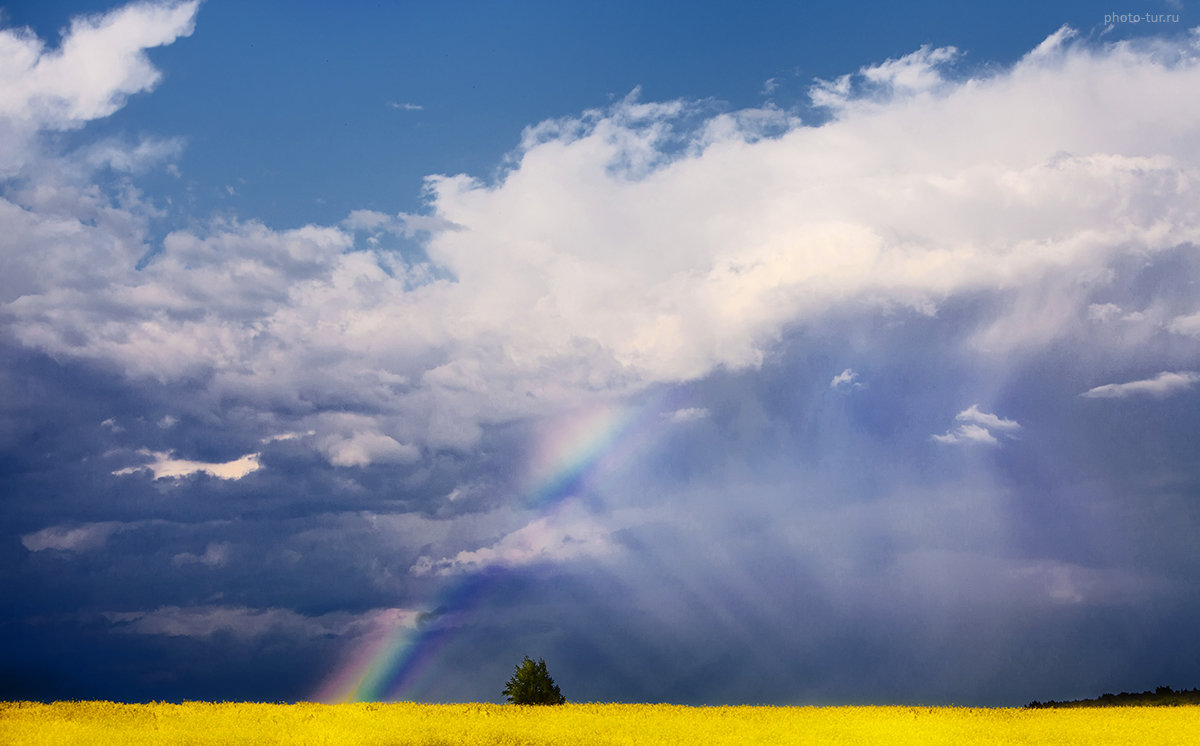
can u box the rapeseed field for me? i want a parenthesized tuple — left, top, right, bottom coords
(3, 700, 1198, 745)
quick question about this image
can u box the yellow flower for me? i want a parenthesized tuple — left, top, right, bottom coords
(2, 700, 1198, 745)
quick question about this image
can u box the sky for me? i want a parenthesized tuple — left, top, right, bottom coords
(2, 0, 1200, 707)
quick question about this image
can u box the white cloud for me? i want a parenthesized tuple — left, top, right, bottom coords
(860, 44, 960, 94)
(956, 404, 1021, 433)
(322, 432, 420, 467)
(83, 135, 183, 172)
(808, 73, 852, 110)
(830, 368, 862, 390)
(1167, 311, 1200, 337)
(1026, 25, 1078, 62)
(664, 407, 709, 423)
(112, 449, 261, 480)
(410, 503, 619, 576)
(415, 32, 1200, 384)
(1081, 371, 1200, 399)
(310, 413, 420, 467)
(6, 24, 1200, 462)
(260, 430, 314, 444)
(934, 405, 1021, 446)
(811, 44, 959, 112)
(933, 422, 998, 446)
(0, 0, 198, 172)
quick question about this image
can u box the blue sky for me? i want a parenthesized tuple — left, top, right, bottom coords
(2, 0, 1200, 706)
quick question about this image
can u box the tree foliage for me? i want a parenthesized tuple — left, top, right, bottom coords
(502, 656, 565, 705)
(1026, 685, 1200, 708)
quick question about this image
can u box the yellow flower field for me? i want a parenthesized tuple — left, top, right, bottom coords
(3, 701, 1199, 745)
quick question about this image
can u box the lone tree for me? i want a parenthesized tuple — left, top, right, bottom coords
(502, 656, 565, 705)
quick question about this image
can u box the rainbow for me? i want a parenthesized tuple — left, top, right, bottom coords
(313, 574, 495, 703)
(312, 397, 672, 703)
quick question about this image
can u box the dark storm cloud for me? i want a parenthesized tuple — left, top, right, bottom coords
(0, 340, 522, 701)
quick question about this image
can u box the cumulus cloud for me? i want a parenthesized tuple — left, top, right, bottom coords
(321, 432, 420, 468)
(310, 413, 420, 467)
(0, 0, 198, 129)
(934, 405, 1021, 445)
(0, 0, 198, 179)
(5, 20, 1200, 465)
(112, 449, 261, 480)
(1081, 371, 1200, 399)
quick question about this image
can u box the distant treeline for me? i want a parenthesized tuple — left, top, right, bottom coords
(1027, 685, 1200, 708)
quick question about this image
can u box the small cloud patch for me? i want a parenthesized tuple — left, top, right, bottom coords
(21, 522, 124, 553)
(664, 407, 709, 423)
(1087, 303, 1122, 322)
(112, 450, 261, 480)
(1081, 371, 1200, 399)
(319, 432, 420, 468)
(410, 504, 618, 576)
(933, 405, 1021, 446)
(100, 418, 124, 433)
(1168, 312, 1200, 337)
(171, 542, 231, 567)
(830, 368, 864, 390)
